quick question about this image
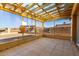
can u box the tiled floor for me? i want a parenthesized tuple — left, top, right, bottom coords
(0, 38, 79, 56)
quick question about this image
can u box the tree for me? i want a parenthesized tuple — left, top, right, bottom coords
(19, 25, 26, 37)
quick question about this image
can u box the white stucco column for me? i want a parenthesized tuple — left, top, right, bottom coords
(22, 17, 26, 26)
(8, 28, 10, 33)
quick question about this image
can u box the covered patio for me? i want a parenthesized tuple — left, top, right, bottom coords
(0, 3, 79, 56)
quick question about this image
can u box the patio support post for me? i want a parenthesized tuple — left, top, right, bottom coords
(42, 22, 44, 37)
(35, 19, 36, 36)
(54, 20, 55, 38)
(27, 15, 29, 33)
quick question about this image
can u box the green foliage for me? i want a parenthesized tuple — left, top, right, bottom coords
(19, 25, 26, 33)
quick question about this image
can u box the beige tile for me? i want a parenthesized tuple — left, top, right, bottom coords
(0, 38, 78, 56)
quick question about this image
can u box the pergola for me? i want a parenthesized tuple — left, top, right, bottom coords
(0, 3, 73, 22)
(0, 3, 78, 52)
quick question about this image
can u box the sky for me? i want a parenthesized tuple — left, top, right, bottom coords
(44, 18, 71, 28)
(0, 10, 22, 28)
(0, 10, 71, 28)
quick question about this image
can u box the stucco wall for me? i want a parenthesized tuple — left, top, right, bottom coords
(77, 11, 79, 46)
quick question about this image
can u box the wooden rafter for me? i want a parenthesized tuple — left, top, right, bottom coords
(27, 3, 36, 9)
(16, 3, 23, 7)
(55, 3, 62, 17)
(46, 15, 70, 22)
(37, 4, 54, 19)
(35, 4, 50, 11)
(41, 4, 64, 16)
(21, 3, 36, 14)
(0, 3, 73, 22)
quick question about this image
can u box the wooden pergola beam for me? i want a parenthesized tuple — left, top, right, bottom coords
(35, 4, 50, 11)
(46, 15, 70, 22)
(71, 3, 78, 16)
(50, 8, 72, 16)
(0, 3, 73, 22)
(37, 4, 54, 19)
(42, 6, 72, 16)
(20, 3, 36, 14)
(55, 3, 62, 17)
(16, 3, 23, 7)
(27, 3, 36, 9)
(38, 4, 62, 15)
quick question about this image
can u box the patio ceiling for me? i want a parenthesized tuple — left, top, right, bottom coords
(0, 3, 73, 22)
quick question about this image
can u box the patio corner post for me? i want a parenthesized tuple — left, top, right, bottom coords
(42, 22, 44, 37)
